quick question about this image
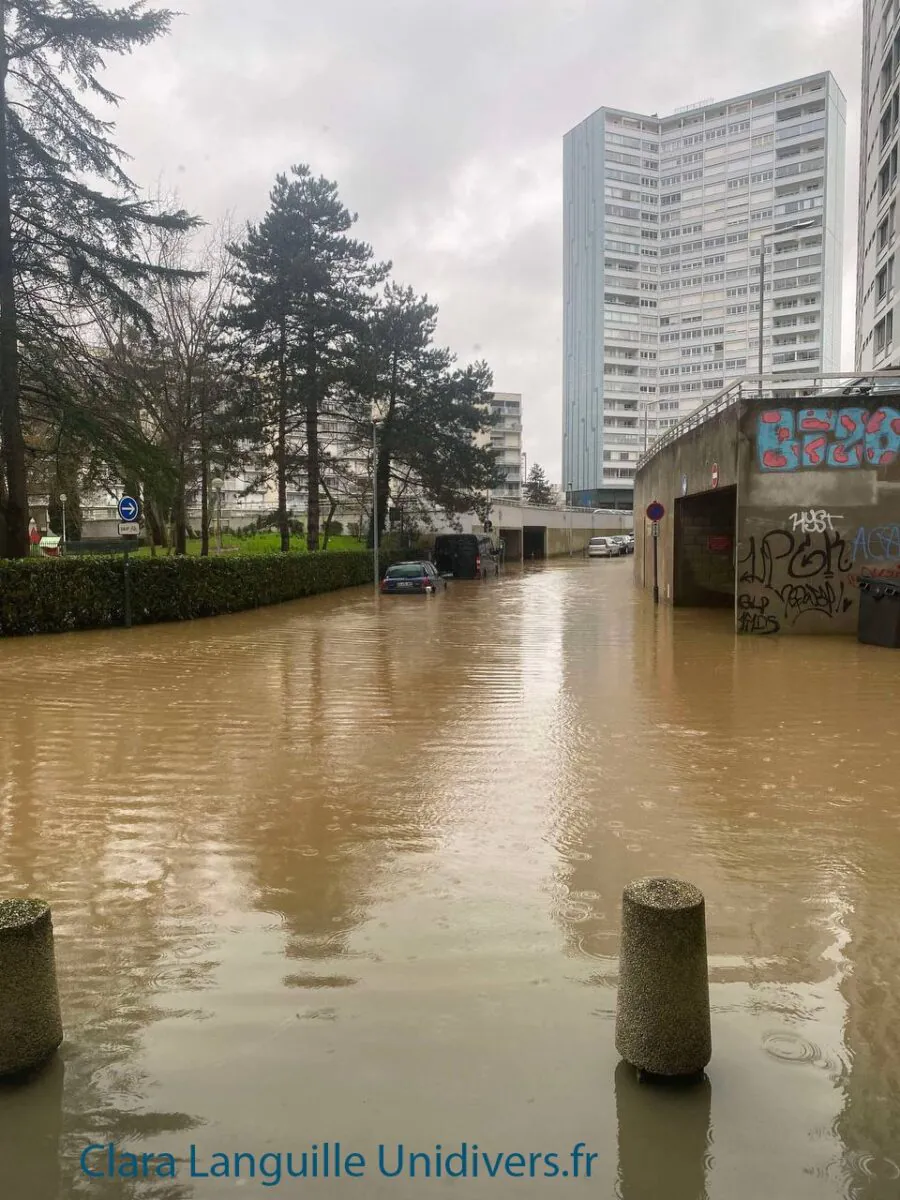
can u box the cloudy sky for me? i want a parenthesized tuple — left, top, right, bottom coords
(103, 0, 861, 485)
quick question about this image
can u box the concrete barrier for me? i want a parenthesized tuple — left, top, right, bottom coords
(0, 900, 64, 1078)
(614, 877, 711, 1078)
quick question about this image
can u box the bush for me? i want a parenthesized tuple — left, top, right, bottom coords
(324, 520, 343, 536)
(0, 550, 395, 638)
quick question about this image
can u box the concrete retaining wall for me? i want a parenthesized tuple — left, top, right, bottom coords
(735, 397, 900, 635)
(635, 391, 900, 634)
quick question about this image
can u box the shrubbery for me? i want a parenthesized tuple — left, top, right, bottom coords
(0, 550, 389, 638)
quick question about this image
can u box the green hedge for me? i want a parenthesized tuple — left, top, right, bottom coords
(0, 550, 397, 637)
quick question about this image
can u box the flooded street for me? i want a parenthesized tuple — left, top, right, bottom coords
(1, 558, 899, 1198)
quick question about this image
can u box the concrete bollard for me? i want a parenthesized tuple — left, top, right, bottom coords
(0, 900, 64, 1078)
(614, 877, 711, 1078)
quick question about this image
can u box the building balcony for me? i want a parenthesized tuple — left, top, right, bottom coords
(774, 156, 825, 181)
(774, 127, 826, 151)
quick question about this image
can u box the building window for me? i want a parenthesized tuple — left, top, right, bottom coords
(879, 144, 899, 201)
(878, 202, 896, 251)
(877, 256, 895, 300)
(875, 309, 895, 354)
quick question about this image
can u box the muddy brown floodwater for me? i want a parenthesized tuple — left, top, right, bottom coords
(1, 558, 899, 1198)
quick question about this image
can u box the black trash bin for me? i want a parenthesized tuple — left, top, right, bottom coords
(857, 578, 900, 647)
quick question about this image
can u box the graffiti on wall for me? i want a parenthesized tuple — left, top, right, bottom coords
(790, 508, 843, 533)
(757, 407, 900, 471)
(852, 524, 900, 560)
(737, 527, 855, 631)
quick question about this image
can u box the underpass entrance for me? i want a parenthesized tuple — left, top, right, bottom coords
(522, 526, 547, 560)
(673, 486, 736, 608)
(499, 528, 523, 562)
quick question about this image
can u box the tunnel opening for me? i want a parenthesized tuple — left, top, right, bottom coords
(499, 528, 523, 562)
(674, 486, 737, 608)
(522, 526, 547, 560)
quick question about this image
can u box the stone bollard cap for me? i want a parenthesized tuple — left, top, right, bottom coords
(0, 899, 52, 936)
(624, 878, 703, 911)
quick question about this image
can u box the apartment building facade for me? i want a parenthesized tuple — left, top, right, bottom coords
(563, 73, 846, 507)
(857, 0, 900, 368)
(484, 392, 523, 499)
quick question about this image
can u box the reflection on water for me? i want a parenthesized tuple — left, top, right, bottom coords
(0, 561, 898, 1196)
(614, 1061, 711, 1200)
(0, 1058, 64, 1200)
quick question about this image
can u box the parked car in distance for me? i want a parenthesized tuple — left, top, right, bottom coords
(380, 561, 447, 595)
(433, 533, 500, 580)
(587, 536, 616, 558)
(608, 536, 629, 556)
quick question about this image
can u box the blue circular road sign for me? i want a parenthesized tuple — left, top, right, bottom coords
(118, 495, 140, 522)
(646, 500, 665, 522)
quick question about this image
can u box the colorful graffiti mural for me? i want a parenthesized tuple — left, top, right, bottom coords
(757, 407, 900, 471)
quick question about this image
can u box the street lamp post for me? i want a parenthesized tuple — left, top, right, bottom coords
(567, 480, 573, 556)
(58, 492, 67, 553)
(210, 477, 224, 553)
(757, 218, 819, 386)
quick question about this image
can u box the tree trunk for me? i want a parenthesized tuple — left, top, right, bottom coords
(146, 501, 166, 553)
(306, 400, 320, 552)
(320, 475, 337, 551)
(305, 345, 320, 552)
(173, 450, 187, 555)
(277, 320, 289, 553)
(0, 13, 28, 559)
(0, 468, 7, 557)
(199, 413, 209, 557)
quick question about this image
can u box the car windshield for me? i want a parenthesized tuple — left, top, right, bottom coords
(386, 563, 426, 578)
(590, 538, 608, 545)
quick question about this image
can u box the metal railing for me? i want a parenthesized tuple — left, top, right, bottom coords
(635, 369, 900, 473)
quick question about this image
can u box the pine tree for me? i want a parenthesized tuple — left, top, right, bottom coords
(346, 282, 503, 540)
(524, 462, 554, 505)
(0, 0, 199, 558)
(226, 166, 386, 552)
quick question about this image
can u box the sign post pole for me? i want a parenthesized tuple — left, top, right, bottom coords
(123, 549, 132, 629)
(117, 496, 140, 628)
(645, 500, 665, 607)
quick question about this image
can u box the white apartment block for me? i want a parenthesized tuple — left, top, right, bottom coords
(563, 73, 846, 505)
(857, 0, 900, 368)
(485, 392, 523, 499)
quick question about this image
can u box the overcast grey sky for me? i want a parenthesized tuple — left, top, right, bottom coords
(104, 0, 861, 485)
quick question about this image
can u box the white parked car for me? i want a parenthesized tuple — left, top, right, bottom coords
(587, 537, 616, 558)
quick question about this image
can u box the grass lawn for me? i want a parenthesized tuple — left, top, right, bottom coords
(135, 533, 366, 558)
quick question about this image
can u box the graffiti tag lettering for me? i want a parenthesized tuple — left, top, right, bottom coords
(852, 524, 900, 561)
(776, 581, 850, 622)
(737, 593, 780, 634)
(737, 528, 856, 634)
(789, 508, 843, 533)
(849, 567, 900, 586)
(738, 529, 854, 589)
(757, 407, 900, 471)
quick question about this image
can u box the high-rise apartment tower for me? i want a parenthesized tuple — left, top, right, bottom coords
(857, 0, 900, 369)
(563, 74, 846, 506)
